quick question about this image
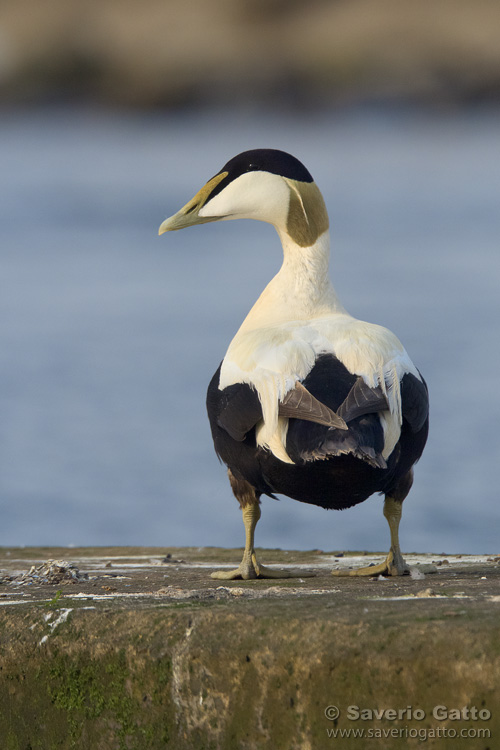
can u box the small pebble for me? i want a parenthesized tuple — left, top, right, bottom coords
(410, 567, 426, 580)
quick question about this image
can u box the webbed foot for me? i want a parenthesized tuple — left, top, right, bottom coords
(211, 552, 314, 580)
(331, 548, 410, 577)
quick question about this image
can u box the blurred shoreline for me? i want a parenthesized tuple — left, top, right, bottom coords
(1, 0, 499, 109)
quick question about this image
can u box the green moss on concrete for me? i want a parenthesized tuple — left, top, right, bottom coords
(2, 644, 175, 750)
(1, 550, 499, 749)
(1, 606, 499, 750)
(0, 609, 179, 750)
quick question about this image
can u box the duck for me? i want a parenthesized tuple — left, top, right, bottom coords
(159, 148, 429, 580)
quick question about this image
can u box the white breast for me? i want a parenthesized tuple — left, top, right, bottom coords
(219, 312, 421, 463)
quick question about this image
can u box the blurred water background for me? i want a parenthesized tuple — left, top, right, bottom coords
(1, 1, 499, 553)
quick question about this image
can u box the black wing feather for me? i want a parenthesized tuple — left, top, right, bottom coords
(216, 381, 262, 441)
(401, 372, 429, 433)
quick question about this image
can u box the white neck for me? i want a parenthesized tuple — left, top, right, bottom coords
(238, 229, 346, 332)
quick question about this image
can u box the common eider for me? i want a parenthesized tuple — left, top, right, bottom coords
(159, 149, 429, 580)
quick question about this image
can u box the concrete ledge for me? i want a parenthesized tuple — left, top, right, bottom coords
(1, 548, 499, 749)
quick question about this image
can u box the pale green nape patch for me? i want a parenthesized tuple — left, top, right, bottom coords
(285, 180, 329, 247)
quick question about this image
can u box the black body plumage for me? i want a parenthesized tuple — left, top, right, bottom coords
(207, 354, 429, 511)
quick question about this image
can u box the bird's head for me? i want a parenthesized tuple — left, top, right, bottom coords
(159, 149, 329, 247)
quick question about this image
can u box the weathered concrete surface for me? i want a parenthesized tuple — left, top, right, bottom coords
(1, 547, 499, 749)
